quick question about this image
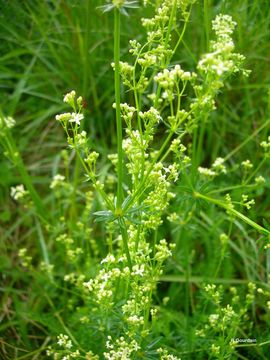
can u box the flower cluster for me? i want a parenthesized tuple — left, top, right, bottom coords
(57, 334, 73, 349)
(104, 336, 140, 359)
(18, 248, 32, 268)
(154, 65, 196, 104)
(55, 90, 84, 127)
(56, 112, 83, 126)
(198, 157, 226, 178)
(198, 15, 247, 78)
(157, 347, 182, 360)
(241, 194, 255, 210)
(10, 184, 28, 201)
(241, 159, 253, 170)
(0, 115, 16, 130)
(191, 14, 249, 122)
(261, 136, 270, 156)
(47, 334, 82, 360)
(50, 174, 65, 189)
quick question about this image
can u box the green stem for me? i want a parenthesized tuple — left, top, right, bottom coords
(172, 12, 190, 56)
(196, 119, 206, 165)
(191, 126, 198, 181)
(195, 192, 269, 236)
(165, 0, 177, 47)
(118, 218, 132, 271)
(224, 118, 270, 161)
(69, 155, 80, 225)
(114, 8, 123, 212)
(209, 183, 258, 194)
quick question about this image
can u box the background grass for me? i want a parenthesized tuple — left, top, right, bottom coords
(1, 0, 270, 359)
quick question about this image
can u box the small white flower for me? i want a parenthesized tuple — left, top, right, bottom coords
(1, 116, 16, 129)
(50, 174, 65, 189)
(101, 272, 111, 282)
(10, 184, 27, 201)
(69, 112, 84, 125)
(57, 338, 64, 346)
(132, 265, 145, 277)
(101, 254, 116, 264)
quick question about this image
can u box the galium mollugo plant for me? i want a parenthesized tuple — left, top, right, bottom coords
(13, 1, 267, 358)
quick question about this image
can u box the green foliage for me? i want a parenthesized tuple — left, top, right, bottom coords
(1, 0, 270, 359)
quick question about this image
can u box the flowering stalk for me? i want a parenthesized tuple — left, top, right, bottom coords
(113, 7, 133, 270)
